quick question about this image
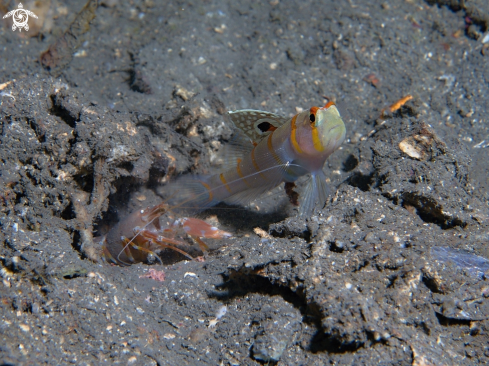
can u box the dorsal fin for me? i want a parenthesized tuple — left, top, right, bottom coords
(228, 109, 289, 144)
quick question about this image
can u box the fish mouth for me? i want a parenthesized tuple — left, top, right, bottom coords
(326, 123, 344, 135)
(324, 123, 346, 149)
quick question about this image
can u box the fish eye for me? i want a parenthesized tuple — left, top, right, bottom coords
(309, 114, 315, 123)
(257, 121, 272, 133)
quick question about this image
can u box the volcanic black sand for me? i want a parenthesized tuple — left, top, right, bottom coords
(1, 0, 489, 365)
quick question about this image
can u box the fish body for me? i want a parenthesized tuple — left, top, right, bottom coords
(171, 101, 346, 215)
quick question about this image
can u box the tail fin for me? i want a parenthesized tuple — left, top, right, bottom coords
(299, 171, 330, 216)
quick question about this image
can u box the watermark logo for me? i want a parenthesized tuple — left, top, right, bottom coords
(3, 3, 38, 32)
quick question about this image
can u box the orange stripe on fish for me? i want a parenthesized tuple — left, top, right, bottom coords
(236, 158, 251, 188)
(290, 114, 303, 154)
(311, 125, 324, 152)
(197, 180, 213, 202)
(267, 131, 283, 166)
(324, 101, 335, 109)
(311, 126, 324, 152)
(309, 107, 324, 152)
(219, 173, 232, 193)
(251, 146, 267, 180)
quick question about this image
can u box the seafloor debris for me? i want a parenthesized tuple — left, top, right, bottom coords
(363, 73, 381, 87)
(40, 0, 98, 75)
(208, 305, 227, 328)
(398, 123, 446, 161)
(251, 312, 300, 363)
(431, 246, 489, 279)
(381, 95, 413, 118)
(399, 136, 426, 160)
(139, 268, 166, 282)
(71, 159, 108, 262)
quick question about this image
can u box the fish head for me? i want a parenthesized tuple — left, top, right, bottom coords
(293, 101, 346, 159)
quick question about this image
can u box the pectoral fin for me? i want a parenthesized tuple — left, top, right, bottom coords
(299, 171, 330, 216)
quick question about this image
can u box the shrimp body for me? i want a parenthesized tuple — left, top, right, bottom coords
(171, 101, 346, 215)
(101, 202, 231, 266)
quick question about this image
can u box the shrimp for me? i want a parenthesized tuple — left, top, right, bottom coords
(100, 201, 231, 266)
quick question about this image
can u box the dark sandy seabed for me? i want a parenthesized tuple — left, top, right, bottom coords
(1, 0, 489, 365)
